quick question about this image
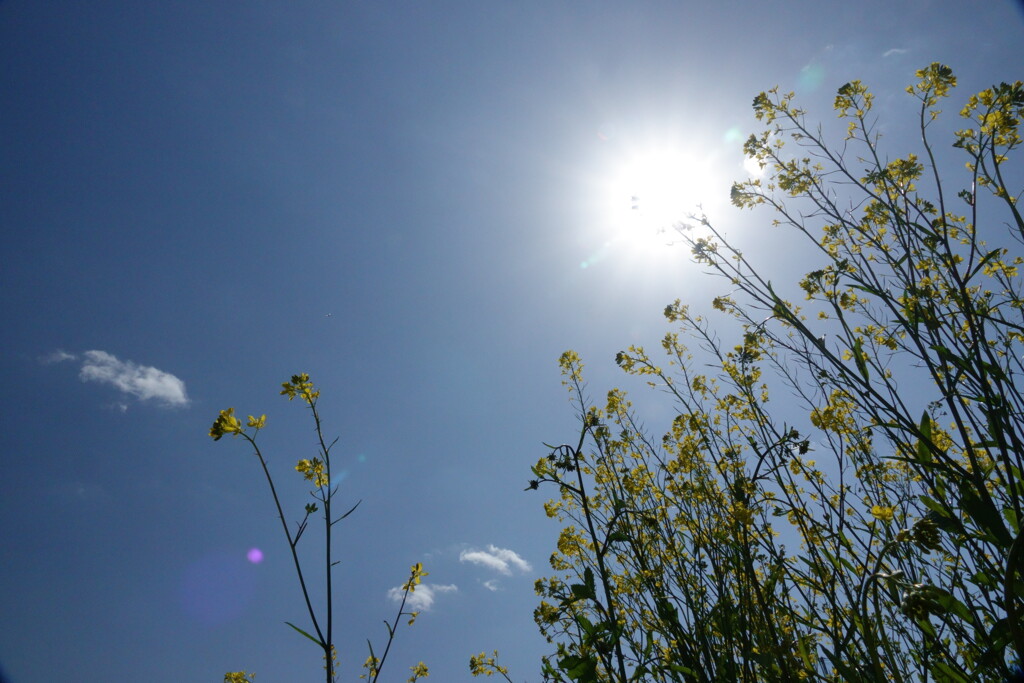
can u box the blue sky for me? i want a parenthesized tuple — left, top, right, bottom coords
(2, 2, 1023, 681)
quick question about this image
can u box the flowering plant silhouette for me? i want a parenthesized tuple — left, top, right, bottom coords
(211, 374, 428, 682)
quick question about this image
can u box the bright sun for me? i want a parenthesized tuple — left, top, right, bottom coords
(594, 143, 731, 265)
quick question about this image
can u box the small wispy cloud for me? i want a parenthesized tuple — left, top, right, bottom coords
(387, 583, 458, 611)
(483, 579, 500, 592)
(40, 350, 77, 365)
(79, 350, 189, 407)
(883, 48, 908, 58)
(459, 545, 532, 576)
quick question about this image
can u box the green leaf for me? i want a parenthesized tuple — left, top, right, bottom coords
(931, 588, 973, 622)
(763, 561, 784, 597)
(918, 497, 964, 537)
(971, 570, 997, 589)
(568, 584, 588, 601)
(930, 660, 971, 683)
(966, 247, 1006, 282)
(668, 664, 697, 676)
(848, 282, 884, 297)
(557, 654, 598, 683)
(916, 410, 933, 464)
(605, 531, 630, 544)
(564, 567, 597, 603)
(574, 614, 595, 636)
(915, 616, 937, 637)
(655, 597, 679, 625)
(851, 336, 869, 382)
(821, 646, 867, 682)
(285, 621, 322, 647)
(628, 664, 650, 682)
(333, 499, 362, 524)
(1004, 507, 1020, 535)
(795, 635, 815, 670)
(959, 484, 1012, 547)
(930, 344, 971, 375)
(980, 359, 1009, 383)
(974, 618, 1012, 669)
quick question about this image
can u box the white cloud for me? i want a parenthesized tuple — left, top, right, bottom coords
(387, 583, 457, 611)
(883, 48, 908, 58)
(79, 350, 189, 407)
(459, 545, 532, 576)
(41, 350, 77, 364)
(483, 579, 500, 592)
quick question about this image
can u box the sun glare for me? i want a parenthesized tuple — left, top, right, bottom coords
(601, 145, 727, 258)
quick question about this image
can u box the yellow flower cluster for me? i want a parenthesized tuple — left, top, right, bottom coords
(209, 409, 266, 441)
(280, 372, 319, 404)
(295, 457, 328, 487)
(469, 650, 509, 677)
(407, 661, 429, 681)
(223, 673, 255, 683)
(870, 505, 895, 523)
(402, 562, 428, 591)
(209, 408, 242, 441)
(360, 655, 380, 680)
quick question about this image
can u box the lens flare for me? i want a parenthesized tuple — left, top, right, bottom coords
(798, 63, 826, 92)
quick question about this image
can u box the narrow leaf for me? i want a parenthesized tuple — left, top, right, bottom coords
(285, 621, 322, 647)
(852, 337, 869, 382)
(917, 410, 933, 464)
(960, 485, 1012, 546)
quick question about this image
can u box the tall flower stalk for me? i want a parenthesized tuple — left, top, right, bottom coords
(210, 374, 428, 682)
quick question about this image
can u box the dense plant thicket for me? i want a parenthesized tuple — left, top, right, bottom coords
(526, 64, 1024, 682)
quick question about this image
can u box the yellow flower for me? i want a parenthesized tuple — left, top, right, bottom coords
(281, 373, 319, 404)
(224, 673, 255, 683)
(871, 505, 895, 523)
(408, 662, 429, 681)
(403, 562, 429, 591)
(295, 458, 329, 487)
(210, 408, 243, 441)
(246, 414, 266, 429)
(470, 650, 509, 677)
(360, 655, 380, 680)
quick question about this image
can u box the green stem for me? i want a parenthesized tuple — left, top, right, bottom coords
(570, 423, 631, 683)
(1005, 526, 1024, 663)
(245, 434, 326, 651)
(307, 399, 336, 683)
(371, 569, 416, 683)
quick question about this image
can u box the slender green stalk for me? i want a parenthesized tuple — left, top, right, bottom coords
(243, 433, 327, 651)
(211, 376, 426, 682)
